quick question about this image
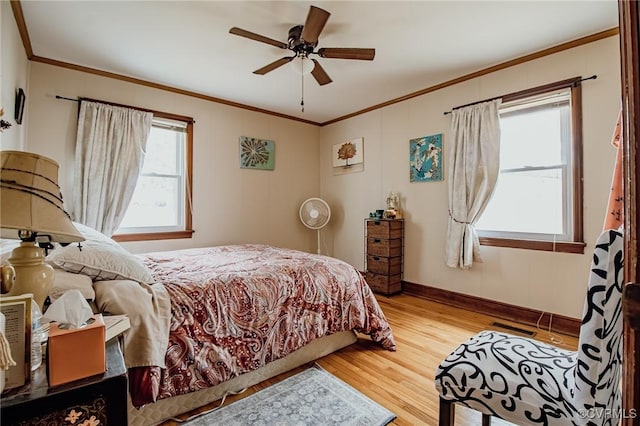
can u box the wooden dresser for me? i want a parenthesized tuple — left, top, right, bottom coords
(365, 219, 404, 295)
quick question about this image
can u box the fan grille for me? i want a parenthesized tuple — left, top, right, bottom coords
(299, 198, 330, 229)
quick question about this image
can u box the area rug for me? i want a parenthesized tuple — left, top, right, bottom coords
(184, 364, 397, 425)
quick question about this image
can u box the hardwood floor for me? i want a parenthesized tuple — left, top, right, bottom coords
(160, 294, 578, 425)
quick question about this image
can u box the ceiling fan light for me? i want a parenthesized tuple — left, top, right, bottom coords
(290, 57, 315, 75)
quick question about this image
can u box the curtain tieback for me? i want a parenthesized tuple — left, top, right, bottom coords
(448, 210, 470, 225)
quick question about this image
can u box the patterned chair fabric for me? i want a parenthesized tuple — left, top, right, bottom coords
(435, 229, 624, 426)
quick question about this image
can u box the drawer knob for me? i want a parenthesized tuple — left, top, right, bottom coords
(374, 221, 381, 225)
(374, 238, 381, 243)
(373, 256, 380, 260)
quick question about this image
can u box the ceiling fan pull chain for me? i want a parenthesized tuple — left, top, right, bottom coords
(300, 73, 305, 112)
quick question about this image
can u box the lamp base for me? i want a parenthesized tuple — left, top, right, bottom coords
(6, 242, 54, 311)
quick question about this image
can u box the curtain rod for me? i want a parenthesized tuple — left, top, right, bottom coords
(55, 95, 78, 102)
(442, 75, 597, 115)
(55, 95, 195, 124)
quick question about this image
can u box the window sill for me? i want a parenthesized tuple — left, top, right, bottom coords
(112, 230, 194, 242)
(479, 236, 586, 254)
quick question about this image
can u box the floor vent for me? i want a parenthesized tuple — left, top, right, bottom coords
(490, 321, 536, 337)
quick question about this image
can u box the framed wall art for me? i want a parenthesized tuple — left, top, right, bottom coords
(410, 133, 443, 182)
(332, 137, 364, 175)
(239, 136, 275, 170)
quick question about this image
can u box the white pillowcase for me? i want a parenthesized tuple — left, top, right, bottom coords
(47, 222, 155, 284)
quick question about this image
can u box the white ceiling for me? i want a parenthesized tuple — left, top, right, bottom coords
(19, 1, 619, 124)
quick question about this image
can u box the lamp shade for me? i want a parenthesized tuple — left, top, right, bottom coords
(1, 151, 83, 243)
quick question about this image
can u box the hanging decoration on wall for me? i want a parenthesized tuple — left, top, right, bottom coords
(332, 137, 364, 175)
(239, 136, 275, 170)
(410, 133, 443, 182)
(14, 89, 26, 125)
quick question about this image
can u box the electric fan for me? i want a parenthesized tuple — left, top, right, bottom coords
(299, 197, 331, 254)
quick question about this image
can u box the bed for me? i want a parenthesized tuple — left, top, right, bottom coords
(45, 224, 397, 426)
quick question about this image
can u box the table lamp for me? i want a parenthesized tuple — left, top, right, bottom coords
(0, 150, 84, 310)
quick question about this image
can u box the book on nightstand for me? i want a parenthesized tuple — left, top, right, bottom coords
(103, 315, 130, 342)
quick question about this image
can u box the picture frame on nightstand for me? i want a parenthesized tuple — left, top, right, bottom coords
(0, 293, 33, 391)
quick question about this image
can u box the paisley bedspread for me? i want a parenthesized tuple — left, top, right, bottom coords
(130, 244, 395, 406)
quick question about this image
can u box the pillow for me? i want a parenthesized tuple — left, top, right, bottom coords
(1, 238, 21, 265)
(49, 268, 95, 301)
(47, 222, 155, 284)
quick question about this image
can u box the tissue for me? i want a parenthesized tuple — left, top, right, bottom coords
(42, 290, 93, 329)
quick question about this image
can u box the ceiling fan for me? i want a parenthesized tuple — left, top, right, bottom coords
(229, 5, 375, 86)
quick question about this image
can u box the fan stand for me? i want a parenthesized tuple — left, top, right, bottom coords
(316, 229, 321, 255)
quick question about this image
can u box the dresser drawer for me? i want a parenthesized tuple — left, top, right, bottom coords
(367, 255, 402, 275)
(366, 220, 403, 239)
(367, 237, 402, 257)
(365, 272, 402, 295)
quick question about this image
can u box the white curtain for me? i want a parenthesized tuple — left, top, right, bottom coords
(72, 101, 153, 236)
(445, 99, 501, 269)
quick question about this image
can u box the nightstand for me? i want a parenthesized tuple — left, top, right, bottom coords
(365, 218, 404, 295)
(1, 339, 127, 425)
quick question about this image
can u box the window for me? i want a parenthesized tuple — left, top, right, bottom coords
(113, 112, 193, 242)
(476, 78, 585, 253)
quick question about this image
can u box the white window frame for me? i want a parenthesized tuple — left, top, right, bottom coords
(476, 77, 585, 254)
(477, 91, 573, 241)
(113, 110, 193, 242)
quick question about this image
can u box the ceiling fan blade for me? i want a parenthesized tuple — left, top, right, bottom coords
(318, 48, 376, 61)
(229, 27, 287, 49)
(301, 6, 330, 44)
(311, 59, 332, 86)
(253, 57, 295, 75)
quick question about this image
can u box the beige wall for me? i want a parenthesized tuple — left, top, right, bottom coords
(1, 1, 30, 151)
(320, 37, 621, 319)
(20, 34, 621, 319)
(26, 62, 321, 254)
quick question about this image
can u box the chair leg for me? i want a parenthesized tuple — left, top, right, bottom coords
(482, 413, 491, 426)
(438, 396, 455, 426)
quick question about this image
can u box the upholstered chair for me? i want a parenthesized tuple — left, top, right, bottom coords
(435, 229, 624, 426)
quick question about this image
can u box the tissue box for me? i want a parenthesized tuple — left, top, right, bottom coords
(47, 314, 106, 386)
